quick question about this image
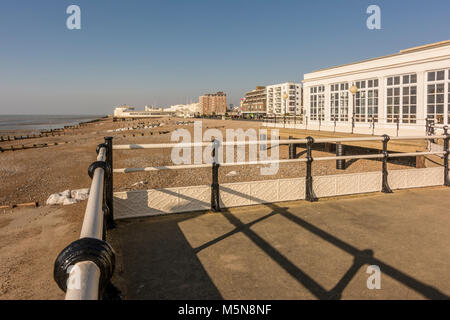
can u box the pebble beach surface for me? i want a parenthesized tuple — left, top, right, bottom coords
(0, 116, 421, 206)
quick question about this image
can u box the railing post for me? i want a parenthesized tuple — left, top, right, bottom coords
(336, 143, 345, 170)
(305, 136, 317, 202)
(381, 134, 393, 193)
(211, 139, 221, 212)
(396, 117, 400, 137)
(372, 115, 375, 135)
(104, 137, 115, 229)
(289, 136, 295, 159)
(444, 126, 449, 187)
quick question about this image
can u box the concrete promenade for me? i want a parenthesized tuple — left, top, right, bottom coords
(270, 127, 430, 153)
(110, 187, 450, 300)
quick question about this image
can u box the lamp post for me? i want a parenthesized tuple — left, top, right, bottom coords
(349, 85, 358, 134)
(283, 92, 288, 126)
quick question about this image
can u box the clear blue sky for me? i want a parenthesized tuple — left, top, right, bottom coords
(0, 0, 449, 115)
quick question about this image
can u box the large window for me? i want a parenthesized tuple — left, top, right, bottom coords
(354, 79, 379, 122)
(310, 85, 325, 121)
(427, 69, 449, 124)
(330, 83, 349, 122)
(386, 74, 416, 123)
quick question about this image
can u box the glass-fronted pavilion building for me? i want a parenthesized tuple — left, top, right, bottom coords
(302, 40, 450, 135)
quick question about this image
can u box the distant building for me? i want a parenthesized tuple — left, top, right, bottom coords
(199, 91, 227, 115)
(266, 82, 302, 116)
(144, 106, 164, 112)
(113, 105, 173, 119)
(166, 103, 201, 117)
(242, 86, 267, 116)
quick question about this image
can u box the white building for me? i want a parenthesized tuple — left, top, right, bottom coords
(302, 40, 450, 135)
(266, 82, 302, 116)
(166, 103, 201, 117)
(113, 105, 173, 118)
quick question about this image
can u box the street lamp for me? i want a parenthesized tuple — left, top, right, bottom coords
(283, 92, 288, 125)
(349, 85, 358, 134)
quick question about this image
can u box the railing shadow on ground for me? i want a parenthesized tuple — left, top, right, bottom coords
(112, 213, 223, 299)
(113, 186, 449, 300)
(210, 186, 449, 300)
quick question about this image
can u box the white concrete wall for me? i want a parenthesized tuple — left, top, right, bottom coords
(114, 168, 444, 219)
(261, 121, 441, 136)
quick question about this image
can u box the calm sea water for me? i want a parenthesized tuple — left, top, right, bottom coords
(0, 115, 106, 131)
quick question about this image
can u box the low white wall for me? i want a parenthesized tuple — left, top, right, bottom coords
(388, 167, 442, 189)
(114, 167, 444, 219)
(262, 122, 430, 137)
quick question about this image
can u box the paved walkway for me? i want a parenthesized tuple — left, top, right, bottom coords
(272, 127, 429, 153)
(110, 187, 450, 300)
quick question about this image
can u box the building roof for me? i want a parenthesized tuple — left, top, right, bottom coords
(309, 40, 450, 74)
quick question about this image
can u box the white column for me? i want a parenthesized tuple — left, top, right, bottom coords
(324, 83, 331, 123)
(304, 85, 310, 121)
(378, 76, 386, 124)
(416, 71, 426, 127)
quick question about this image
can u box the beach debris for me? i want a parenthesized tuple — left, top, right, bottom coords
(131, 181, 147, 187)
(0, 202, 39, 209)
(71, 188, 90, 201)
(226, 171, 238, 177)
(46, 188, 90, 206)
(14, 202, 39, 208)
(63, 198, 78, 206)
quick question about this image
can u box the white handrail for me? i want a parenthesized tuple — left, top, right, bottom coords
(112, 135, 446, 150)
(388, 151, 445, 158)
(65, 147, 106, 300)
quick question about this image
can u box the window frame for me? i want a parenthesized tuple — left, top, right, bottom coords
(426, 69, 449, 125)
(386, 73, 417, 124)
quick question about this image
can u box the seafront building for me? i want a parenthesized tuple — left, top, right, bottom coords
(113, 105, 174, 119)
(266, 82, 303, 116)
(301, 40, 450, 134)
(166, 103, 201, 117)
(242, 86, 267, 116)
(199, 91, 227, 115)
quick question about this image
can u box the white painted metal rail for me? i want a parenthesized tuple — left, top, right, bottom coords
(112, 135, 447, 173)
(65, 147, 106, 300)
(113, 135, 446, 150)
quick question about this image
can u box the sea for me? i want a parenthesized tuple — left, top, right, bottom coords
(0, 115, 106, 132)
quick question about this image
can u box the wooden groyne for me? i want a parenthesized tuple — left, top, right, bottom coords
(0, 141, 73, 153)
